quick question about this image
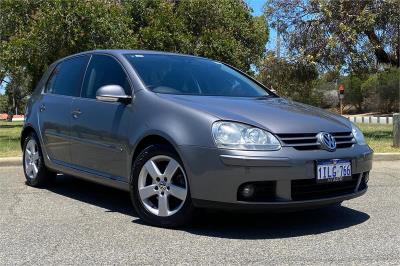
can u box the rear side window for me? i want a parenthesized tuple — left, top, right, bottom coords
(81, 54, 131, 99)
(46, 55, 89, 97)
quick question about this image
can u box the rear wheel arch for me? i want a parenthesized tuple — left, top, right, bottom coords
(21, 125, 37, 149)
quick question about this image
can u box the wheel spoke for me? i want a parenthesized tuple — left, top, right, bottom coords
(139, 184, 158, 200)
(28, 142, 35, 153)
(31, 152, 39, 161)
(158, 195, 169, 216)
(164, 159, 179, 180)
(32, 164, 38, 176)
(144, 160, 162, 179)
(169, 184, 187, 201)
(26, 149, 32, 156)
(26, 164, 33, 175)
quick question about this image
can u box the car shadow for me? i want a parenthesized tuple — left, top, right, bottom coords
(182, 206, 369, 239)
(47, 174, 135, 216)
(47, 174, 370, 240)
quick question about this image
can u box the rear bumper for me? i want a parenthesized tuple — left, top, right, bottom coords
(178, 144, 373, 207)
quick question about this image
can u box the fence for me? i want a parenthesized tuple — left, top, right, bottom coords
(345, 115, 393, 125)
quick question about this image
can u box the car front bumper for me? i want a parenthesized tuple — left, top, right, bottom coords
(178, 144, 373, 209)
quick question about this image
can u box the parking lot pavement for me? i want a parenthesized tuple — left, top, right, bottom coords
(0, 161, 399, 265)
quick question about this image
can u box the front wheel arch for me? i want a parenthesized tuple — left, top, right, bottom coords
(130, 134, 187, 178)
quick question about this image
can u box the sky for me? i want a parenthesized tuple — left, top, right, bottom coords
(245, 0, 276, 50)
(0, 77, 8, 95)
(0, 1, 274, 95)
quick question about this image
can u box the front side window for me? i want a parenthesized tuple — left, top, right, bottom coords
(81, 54, 131, 99)
(46, 55, 89, 97)
(125, 54, 270, 97)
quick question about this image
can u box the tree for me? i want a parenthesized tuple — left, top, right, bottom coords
(176, 0, 268, 72)
(257, 52, 319, 104)
(126, 0, 192, 53)
(362, 69, 400, 113)
(264, 0, 400, 71)
(0, 94, 7, 114)
(2, 70, 30, 120)
(1, 0, 269, 97)
(341, 75, 366, 112)
(0, 0, 136, 94)
(125, 0, 269, 73)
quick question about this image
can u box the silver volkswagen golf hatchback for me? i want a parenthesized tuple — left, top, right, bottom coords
(22, 50, 373, 227)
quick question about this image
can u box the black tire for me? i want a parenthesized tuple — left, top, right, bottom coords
(327, 201, 343, 209)
(130, 144, 195, 228)
(22, 132, 57, 187)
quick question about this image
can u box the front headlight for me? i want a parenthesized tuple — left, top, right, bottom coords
(351, 122, 366, 145)
(212, 121, 281, 150)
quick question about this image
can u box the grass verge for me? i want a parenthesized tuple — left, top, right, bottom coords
(0, 121, 23, 157)
(357, 123, 400, 153)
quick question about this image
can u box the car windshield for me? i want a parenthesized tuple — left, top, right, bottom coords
(124, 54, 270, 97)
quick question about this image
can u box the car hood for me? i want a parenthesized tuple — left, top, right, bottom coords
(159, 94, 352, 134)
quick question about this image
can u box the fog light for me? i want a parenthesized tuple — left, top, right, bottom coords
(241, 184, 255, 198)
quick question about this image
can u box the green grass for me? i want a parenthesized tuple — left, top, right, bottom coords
(0, 121, 23, 157)
(0, 121, 398, 157)
(357, 123, 400, 153)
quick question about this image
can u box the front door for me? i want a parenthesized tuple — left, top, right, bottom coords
(38, 55, 89, 164)
(70, 54, 133, 180)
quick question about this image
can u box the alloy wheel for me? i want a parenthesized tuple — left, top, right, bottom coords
(138, 155, 188, 217)
(24, 139, 40, 179)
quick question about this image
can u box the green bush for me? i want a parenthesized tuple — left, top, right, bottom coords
(341, 75, 366, 112)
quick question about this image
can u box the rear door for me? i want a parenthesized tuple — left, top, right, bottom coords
(70, 54, 133, 180)
(38, 55, 90, 164)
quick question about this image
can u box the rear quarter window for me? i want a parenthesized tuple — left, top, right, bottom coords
(46, 55, 89, 97)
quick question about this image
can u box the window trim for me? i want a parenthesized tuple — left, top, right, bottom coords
(79, 53, 134, 100)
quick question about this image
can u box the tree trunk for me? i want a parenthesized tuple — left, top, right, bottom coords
(397, 21, 400, 68)
(7, 108, 13, 122)
(365, 29, 397, 67)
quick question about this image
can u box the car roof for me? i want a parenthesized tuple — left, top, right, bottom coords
(58, 49, 210, 63)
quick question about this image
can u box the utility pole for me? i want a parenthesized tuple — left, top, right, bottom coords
(394, 113, 400, 148)
(338, 83, 345, 115)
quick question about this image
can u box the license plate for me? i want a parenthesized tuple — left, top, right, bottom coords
(316, 159, 351, 182)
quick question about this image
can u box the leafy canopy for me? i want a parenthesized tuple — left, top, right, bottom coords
(264, 0, 400, 71)
(0, 0, 268, 94)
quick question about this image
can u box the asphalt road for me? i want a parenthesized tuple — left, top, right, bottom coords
(0, 161, 399, 265)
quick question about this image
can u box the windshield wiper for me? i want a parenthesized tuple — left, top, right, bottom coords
(255, 95, 278, 100)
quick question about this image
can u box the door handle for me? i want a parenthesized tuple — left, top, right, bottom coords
(39, 104, 46, 112)
(71, 109, 82, 119)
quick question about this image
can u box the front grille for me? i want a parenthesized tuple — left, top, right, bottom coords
(291, 175, 359, 201)
(277, 132, 355, 151)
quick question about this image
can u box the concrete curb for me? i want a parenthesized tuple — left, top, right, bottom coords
(0, 157, 22, 167)
(373, 153, 400, 161)
(0, 153, 399, 167)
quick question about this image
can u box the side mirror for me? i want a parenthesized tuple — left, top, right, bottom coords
(96, 85, 132, 104)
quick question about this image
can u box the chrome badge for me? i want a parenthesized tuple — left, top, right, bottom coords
(317, 132, 336, 152)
